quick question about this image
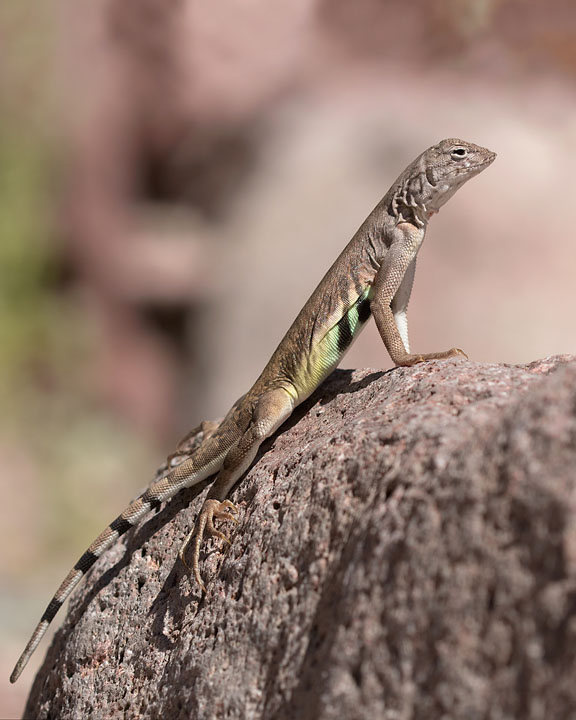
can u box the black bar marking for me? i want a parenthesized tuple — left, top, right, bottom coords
(41, 598, 63, 623)
(357, 297, 371, 324)
(110, 516, 133, 536)
(336, 314, 354, 355)
(334, 293, 372, 355)
(142, 490, 162, 511)
(74, 550, 99, 573)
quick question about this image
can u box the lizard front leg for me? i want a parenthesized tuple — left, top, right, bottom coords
(371, 223, 466, 367)
(180, 387, 294, 591)
(390, 256, 416, 352)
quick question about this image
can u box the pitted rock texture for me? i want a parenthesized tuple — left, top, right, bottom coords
(25, 357, 576, 720)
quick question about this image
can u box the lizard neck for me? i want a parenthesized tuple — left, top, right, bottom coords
(388, 149, 477, 228)
(389, 164, 434, 229)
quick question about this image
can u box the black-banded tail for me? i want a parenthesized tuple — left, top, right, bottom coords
(10, 432, 232, 683)
(9, 503, 145, 683)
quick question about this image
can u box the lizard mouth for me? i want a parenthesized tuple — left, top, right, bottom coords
(467, 155, 496, 174)
(479, 152, 497, 167)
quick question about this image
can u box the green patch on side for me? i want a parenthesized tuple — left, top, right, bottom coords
(295, 285, 374, 396)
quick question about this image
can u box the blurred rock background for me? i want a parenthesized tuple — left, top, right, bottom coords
(2, 0, 576, 714)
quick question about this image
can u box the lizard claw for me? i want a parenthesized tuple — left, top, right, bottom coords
(447, 347, 468, 359)
(179, 499, 239, 592)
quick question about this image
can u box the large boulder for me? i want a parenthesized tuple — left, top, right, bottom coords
(25, 357, 576, 719)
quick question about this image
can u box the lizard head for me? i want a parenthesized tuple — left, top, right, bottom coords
(420, 138, 496, 214)
(392, 139, 496, 227)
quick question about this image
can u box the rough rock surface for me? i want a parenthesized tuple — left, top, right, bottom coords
(25, 357, 576, 720)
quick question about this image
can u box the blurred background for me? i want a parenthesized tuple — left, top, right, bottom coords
(2, 0, 576, 713)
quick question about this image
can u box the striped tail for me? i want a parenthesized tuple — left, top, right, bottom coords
(10, 434, 230, 683)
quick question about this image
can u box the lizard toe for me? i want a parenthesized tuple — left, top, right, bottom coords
(447, 347, 468, 359)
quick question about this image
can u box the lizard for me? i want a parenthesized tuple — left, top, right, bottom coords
(10, 138, 495, 683)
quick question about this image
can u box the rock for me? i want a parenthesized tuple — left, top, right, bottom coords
(25, 357, 576, 719)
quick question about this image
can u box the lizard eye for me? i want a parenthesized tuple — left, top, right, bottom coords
(450, 147, 468, 159)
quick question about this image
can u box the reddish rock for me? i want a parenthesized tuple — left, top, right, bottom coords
(25, 357, 576, 719)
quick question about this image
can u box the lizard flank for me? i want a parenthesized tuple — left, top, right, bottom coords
(11, 138, 495, 683)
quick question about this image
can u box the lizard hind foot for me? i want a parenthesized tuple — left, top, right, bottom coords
(179, 499, 239, 593)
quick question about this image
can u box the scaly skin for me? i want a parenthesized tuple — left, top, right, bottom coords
(10, 138, 495, 683)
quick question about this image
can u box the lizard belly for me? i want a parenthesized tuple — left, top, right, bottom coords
(293, 286, 373, 401)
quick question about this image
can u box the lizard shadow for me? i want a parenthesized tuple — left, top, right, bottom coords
(50, 366, 391, 666)
(279, 368, 388, 434)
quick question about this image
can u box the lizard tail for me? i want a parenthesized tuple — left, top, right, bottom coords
(10, 434, 231, 683)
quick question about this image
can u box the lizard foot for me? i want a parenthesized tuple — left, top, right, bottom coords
(396, 347, 467, 366)
(421, 347, 467, 361)
(179, 499, 238, 593)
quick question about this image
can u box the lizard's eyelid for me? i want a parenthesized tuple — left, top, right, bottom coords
(451, 147, 468, 158)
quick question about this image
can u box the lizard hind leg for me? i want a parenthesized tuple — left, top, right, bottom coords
(179, 499, 239, 592)
(180, 387, 295, 592)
